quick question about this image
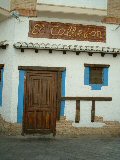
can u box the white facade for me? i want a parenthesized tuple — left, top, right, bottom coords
(38, 0, 107, 10)
(0, 14, 120, 128)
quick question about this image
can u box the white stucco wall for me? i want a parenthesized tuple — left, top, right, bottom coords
(0, 18, 15, 121)
(0, 16, 120, 126)
(38, 0, 107, 10)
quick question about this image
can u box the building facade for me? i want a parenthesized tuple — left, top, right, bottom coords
(0, 0, 120, 135)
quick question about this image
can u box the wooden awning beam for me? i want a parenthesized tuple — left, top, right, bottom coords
(61, 97, 112, 101)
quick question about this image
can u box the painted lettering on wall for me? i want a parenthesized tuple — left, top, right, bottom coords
(28, 21, 106, 42)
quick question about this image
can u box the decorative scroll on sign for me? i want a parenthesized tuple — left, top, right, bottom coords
(28, 21, 106, 42)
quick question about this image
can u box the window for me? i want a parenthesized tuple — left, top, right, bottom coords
(90, 67, 103, 84)
(84, 64, 109, 90)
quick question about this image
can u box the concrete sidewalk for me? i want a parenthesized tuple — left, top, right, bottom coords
(0, 135, 120, 160)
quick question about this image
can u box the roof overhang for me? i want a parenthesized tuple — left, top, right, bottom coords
(13, 42, 120, 58)
(36, 3, 107, 18)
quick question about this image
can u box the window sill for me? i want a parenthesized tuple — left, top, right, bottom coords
(90, 84, 102, 90)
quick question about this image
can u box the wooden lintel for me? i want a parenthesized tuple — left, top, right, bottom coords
(84, 63, 110, 68)
(18, 66, 66, 72)
(61, 97, 112, 101)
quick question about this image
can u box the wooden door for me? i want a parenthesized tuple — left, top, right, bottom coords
(23, 71, 57, 135)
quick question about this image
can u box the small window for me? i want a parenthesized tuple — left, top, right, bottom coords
(90, 67, 103, 84)
(84, 64, 109, 90)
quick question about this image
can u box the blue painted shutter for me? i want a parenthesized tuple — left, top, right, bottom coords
(103, 68, 108, 86)
(60, 71, 66, 116)
(84, 67, 90, 85)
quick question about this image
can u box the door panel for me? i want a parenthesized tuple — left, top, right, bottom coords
(24, 71, 57, 135)
(26, 111, 35, 129)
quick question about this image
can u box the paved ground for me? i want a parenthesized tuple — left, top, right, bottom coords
(0, 135, 120, 160)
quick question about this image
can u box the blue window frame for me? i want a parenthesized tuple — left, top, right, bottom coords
(60, 70, 66, 116)
(84, 64, 109, 90)
(0, 68, 4, 106)
(17, 70, 26, 123)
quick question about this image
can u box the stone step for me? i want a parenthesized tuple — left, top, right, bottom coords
(56, 122, 72, 126)
(59, 116, 66, 120)
(0, 114, 22, 135)
(104, 121, 120, 125)
(104, 125, 120, 128)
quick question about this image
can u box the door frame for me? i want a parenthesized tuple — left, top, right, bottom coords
(18, 66, 66, 135)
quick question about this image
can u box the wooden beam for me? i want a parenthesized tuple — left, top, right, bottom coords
(49, 49, 52, 53)
(91, 100, 95, 122)
(101, 53, 105, 57)
(76, 51, 80, 55)
(1, 45, 6, 49)
(21, 48, 24, 52)
(113, 53, 117, 58)
(75, 100, 80, 123)
(63, 50, 66, 54)
(84, 63, 110, 68)
(35, 49, 38, 53)
(18, 66, 66, 72)
(88, 52, 93, 56)
(61, 97, 112, 101)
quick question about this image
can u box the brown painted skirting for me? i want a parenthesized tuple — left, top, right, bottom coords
(61, 97, 112, 101)
(18, 66, 66, 72)
(0, 64, 4, 69)
(84, 64, 110, 68)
